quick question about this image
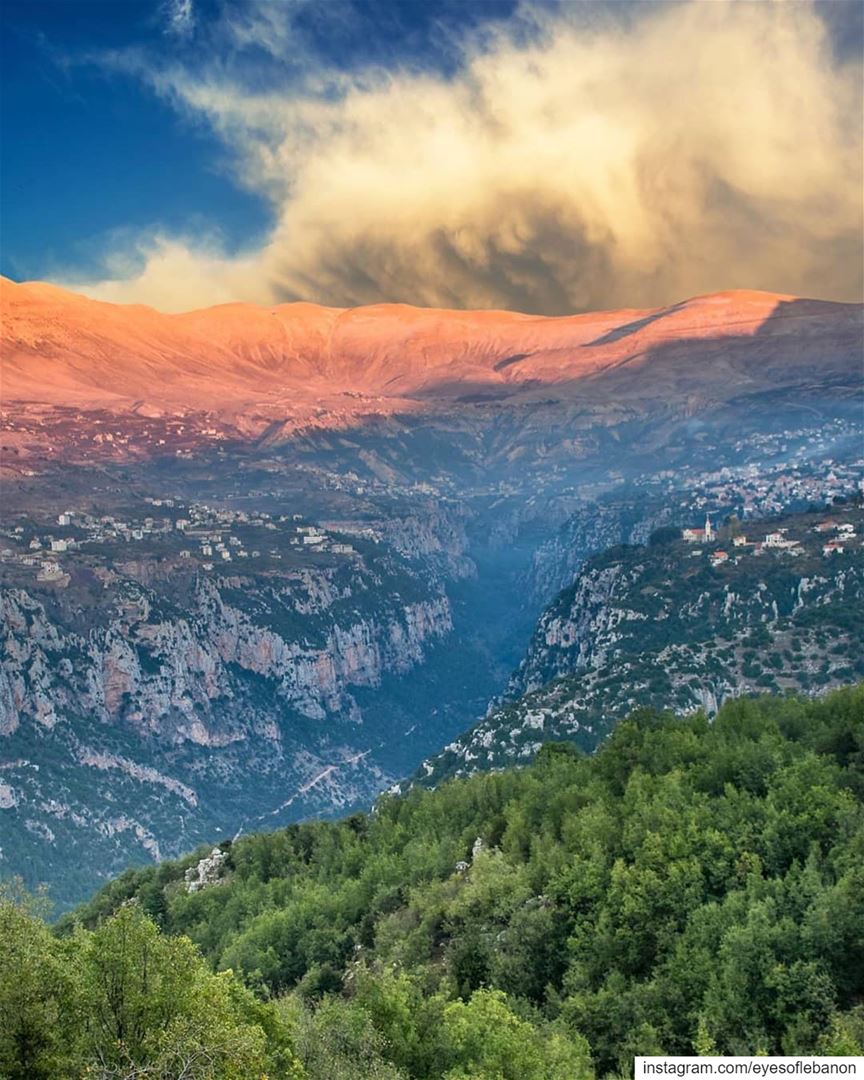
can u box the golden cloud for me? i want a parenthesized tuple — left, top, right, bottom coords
(66, 0, 863, 313)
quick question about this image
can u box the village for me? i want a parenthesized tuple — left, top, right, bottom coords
(1, 407, 862, 593)
(679, 509, 861, 570)
(0, 497, 361, 588)
(0, 405, 239, 467)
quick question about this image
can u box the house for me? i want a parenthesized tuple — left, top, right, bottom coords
(823, 542, 845, 556)
(710, 551, 729, 567)
(732, 535, 748, 547)
(50, 539, 68, 553)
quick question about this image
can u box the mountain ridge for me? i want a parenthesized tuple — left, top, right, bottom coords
(3, 278, 861, 420)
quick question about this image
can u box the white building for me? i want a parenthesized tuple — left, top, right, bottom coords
(37, 562, 64, 582)
(682, 514, 714, 543)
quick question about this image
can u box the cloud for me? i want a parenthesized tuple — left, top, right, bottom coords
(64, 0, 863, 314)
(162, 0, 195, 39)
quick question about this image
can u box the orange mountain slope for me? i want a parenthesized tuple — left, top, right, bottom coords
(1, 278, 861, 415)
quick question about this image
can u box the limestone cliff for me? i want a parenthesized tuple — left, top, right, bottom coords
(0, 555, 452, 906)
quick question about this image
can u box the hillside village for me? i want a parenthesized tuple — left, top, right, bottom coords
(0, 499, 360, 589)
(680, 510, 860, 568)
(1, 419, 861, 594)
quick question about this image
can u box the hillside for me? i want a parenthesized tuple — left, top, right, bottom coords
(416, 506, 864, 786)
(0, 497, 500, 908)
(8, 686, 858, 1078)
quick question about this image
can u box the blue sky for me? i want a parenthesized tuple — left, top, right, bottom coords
(1, 1, 861, 313)
(2, 2, 248, 278)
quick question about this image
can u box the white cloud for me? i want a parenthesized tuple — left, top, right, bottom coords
(65, 0, 863, 313)
(162, 0, 195, 39)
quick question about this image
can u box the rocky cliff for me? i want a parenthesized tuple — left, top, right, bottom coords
(414, 506, 864, 785)
(0, 551, 452, 906)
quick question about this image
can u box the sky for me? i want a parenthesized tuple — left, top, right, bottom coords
(1, 0, 862, 315)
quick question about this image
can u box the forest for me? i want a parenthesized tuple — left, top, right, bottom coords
(3, 685, 863, 1078)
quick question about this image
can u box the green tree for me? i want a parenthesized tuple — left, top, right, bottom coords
(440, 989, 592, 1080)
(77, 901, 296, 1078)
(0, 883, 79, 1079)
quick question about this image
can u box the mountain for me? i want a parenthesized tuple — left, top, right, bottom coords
(2, 279, 863, 908)
(2, 279, 861, 424)
(41, 685, 864, 1076)
(415, 505, 864, 786)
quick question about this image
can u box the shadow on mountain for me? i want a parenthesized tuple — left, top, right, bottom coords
(584, 301, 688, 346)
(581, 296, 864, 398)
(402, 297, 862, 416)
(493, 352, 532, 372)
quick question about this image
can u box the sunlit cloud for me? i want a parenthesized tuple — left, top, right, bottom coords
(63, 0, 863, 314)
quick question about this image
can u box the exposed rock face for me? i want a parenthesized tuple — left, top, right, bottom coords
(0, 555, 453, 906)
(527, 502, 678, 603)
(0, 572, 451, 741)
(185, 847, 228, 893)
